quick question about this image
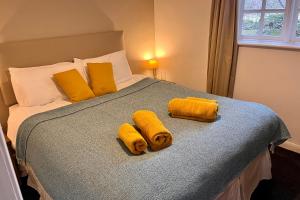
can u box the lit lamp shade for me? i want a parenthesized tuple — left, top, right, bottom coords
(147, 59, 159, 69)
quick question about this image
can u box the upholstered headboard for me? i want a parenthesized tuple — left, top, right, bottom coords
(0, 31, 124, 132)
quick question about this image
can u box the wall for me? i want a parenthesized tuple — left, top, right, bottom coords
(0, 0, 155, 131)
(0, 0, 155, 73)
(234, 47, 300, 151)
(154, 0, 212, 91)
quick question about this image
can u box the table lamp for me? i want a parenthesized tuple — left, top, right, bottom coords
(147, 59, 159, 79)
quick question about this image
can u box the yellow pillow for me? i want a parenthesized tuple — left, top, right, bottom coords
(53, 69, 95, 102)
(87, 63, 117, 96)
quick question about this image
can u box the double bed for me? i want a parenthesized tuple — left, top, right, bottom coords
(0, 31, 290, 200)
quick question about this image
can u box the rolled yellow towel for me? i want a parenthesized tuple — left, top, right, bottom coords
(168, 98, 218, 122)
(132, 110, 173, 151)
(118, 123, 147, 155)
(187, 97, 218, 104)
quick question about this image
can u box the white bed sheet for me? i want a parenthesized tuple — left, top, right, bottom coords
(7, 74, 147, 149)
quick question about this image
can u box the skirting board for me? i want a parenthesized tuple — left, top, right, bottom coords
(280, 141, 300, 154)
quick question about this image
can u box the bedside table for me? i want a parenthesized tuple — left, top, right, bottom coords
(5, 135, 20, 181)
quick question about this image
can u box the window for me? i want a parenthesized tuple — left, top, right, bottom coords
(296, 1, 300, 37)
(238, 0, 300, 47)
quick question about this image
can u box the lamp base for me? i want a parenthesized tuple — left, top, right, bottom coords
(153, 68, 157, 79)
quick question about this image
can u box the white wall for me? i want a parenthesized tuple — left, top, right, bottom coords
(234, 47, 300, 150)
(0, 0, 155, 131)
(0, 0, 155, 73)
(154, 0, 212, 91)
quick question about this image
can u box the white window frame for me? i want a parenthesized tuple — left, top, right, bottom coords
(291, 0, 300, 41)
(238, 0, 300, 48)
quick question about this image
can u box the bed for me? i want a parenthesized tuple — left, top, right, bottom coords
(0, 31, 290, 200)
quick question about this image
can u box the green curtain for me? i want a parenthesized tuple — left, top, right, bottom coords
(207, 0, 239, 97)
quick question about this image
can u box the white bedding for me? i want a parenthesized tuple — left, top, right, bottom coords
(7, 74, 147, 149)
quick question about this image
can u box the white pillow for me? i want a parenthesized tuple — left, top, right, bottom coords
(74, 50, 133, 84)
(9, 62, 87, 107)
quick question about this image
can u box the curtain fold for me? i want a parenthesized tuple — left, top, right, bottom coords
(207, 0, 239, 97)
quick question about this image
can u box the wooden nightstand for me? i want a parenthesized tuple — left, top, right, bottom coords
(5, 135, 20, 181)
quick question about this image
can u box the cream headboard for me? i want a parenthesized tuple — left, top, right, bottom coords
(0, 31, 124, 132)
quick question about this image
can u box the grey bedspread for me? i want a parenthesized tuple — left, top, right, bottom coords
(16, 78, 290, 200)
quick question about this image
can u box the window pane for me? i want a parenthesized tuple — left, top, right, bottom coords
(244, 0, 263, 10)
(297, 13, 300, 37)
(266, 0, 286, 9)
(263, 13, 284, 36)
(242, 13, 261, 35)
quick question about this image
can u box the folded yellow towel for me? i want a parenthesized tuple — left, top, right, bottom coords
(168, 98, 218, 122)
(187, 97, 218, 104)
(132, 110, 173, 151)
(187, 97, 218, 112)
(118, 123, 147, 155)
